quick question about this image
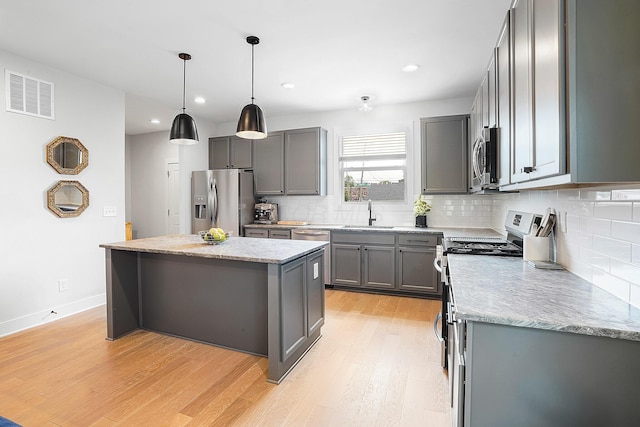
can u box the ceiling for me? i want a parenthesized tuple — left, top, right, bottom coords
(0, 0, 512, 135)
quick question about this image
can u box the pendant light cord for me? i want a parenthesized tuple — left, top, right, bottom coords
(251, 43, 255, 104)
(182, 57, 187, 113)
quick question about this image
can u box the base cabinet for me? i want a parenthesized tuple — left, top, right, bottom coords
(397, 246, 438, 294)
(462, 321, 640, 425)
(331, 231, 440, 297)
(332, 243, 362, 287)
(363, 245, 395, 289)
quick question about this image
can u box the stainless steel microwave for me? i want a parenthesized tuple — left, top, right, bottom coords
(470, 127, 498, 193)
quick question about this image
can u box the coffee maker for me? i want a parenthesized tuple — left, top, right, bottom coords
(254, 200, 278, 224)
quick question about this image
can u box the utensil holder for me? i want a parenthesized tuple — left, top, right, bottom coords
(523, 235, 550, 261)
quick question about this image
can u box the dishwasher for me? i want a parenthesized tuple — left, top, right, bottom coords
(291, 229, 331, 285)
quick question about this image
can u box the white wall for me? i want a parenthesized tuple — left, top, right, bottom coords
(0, 50, 126, 336)
(213, 97, 495, 228)
(126, 121, 212, 238)
(492, 185, 640, 309)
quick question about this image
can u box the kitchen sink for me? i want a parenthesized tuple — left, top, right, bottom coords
(343, 225, 395, 229)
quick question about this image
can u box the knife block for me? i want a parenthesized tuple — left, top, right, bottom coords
(523, 235, 550, 261)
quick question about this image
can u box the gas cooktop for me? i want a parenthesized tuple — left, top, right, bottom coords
(442, 211, 542, 257)
(443, 237, 523, 256)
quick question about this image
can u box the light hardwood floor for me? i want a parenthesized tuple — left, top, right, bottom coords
(0, 290, 450, 426)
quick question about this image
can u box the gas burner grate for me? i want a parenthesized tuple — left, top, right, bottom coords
(449, 237, 508, 244)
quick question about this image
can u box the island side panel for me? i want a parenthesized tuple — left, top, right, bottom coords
(139, 252, 269, 356)
(267, 250, 324, 384)
(105, 249, 140, 340)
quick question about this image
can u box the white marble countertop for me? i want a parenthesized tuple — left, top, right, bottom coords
(244, 223, 503, 236)
(448, 254, 640, 342)
(100, 234, 328, 264)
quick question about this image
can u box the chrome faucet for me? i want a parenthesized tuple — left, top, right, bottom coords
(368, 199, 376, 226)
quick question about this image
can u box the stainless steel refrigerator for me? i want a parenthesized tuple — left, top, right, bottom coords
(191, 169, 255, 236)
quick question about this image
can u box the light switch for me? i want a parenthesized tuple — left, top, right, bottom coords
(313, 262, 319, 279)
(103, 206, 117, 217)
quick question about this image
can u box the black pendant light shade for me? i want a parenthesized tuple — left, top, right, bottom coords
(170, 52, 199, 145)
(237, 36, 268, 139)
(170, 112, 199, 145)
(237, 103, 266, 139)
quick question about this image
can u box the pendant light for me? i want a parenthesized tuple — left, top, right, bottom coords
(170, 53, 199, 145)
(236, 36, 267, 139)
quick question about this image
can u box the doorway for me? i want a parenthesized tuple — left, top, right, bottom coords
(166, 161, 181, 234)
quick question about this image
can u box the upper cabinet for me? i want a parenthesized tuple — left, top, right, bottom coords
(488, 0, 640, 191)
(209, 136, 253, 169)
(253, 127, 327, 196)
(253, 131, 285, 195)
(421, 115, 469, 194)
(496, 12, 512, 187)
(510, 0, 564, 184)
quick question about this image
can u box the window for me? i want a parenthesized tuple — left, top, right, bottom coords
(340, 131, 407, 202)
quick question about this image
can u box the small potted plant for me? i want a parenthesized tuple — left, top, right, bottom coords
(413, 195, 431, 228)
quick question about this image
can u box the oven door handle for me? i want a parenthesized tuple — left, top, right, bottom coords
(434, 257, 442, 273)
(433, 312, 443, 342)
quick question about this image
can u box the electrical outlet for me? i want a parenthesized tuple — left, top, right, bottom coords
(58, 279, 69, 292)
(103, 206, 117, 217)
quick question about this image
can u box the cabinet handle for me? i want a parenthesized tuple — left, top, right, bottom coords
(523, 166, 534, 173)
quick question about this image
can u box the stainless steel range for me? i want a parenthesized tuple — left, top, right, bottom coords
(435, 210, 542, 427)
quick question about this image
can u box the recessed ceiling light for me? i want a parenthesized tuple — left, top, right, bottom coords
(281, 82, 295, 89)
(150, 118, 160, 124)
(194, 96, 206, 104)
(402, 64, 420, 72)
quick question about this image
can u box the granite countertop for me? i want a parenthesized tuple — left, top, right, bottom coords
(447, 254, 640, 342)
(100, 234, 328, 264)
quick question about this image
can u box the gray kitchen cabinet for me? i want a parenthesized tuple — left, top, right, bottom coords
(486, 53, 497, 129)
(253, 127, 327, 196)
(253, 131, 285, 195)
(284, 127, 327, 196)
(461, 320, 640, 425)
(363, 245, 395, 290)
(269, 229, 291, 239)
(496, 11, 512, 187)
(331, 231, 440, 296)
(500, 0, 640, 189)
(243, 227, 292, 239)
(331, 231, 395, 289)
(245, 228, 269, 238)
(397, 234, 439, 295)
(331, 243, 362, 287)
(510, 0, 564, 184)
(208, 136, 253, 169)
(421, 115, 469, 194)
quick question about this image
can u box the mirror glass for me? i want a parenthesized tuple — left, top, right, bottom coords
(46, 136, 88, 174)
(47, 180, 90, 218)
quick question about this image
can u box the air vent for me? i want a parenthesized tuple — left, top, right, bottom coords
(5, 69, 54, 120)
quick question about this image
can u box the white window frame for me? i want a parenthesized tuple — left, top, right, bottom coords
(336, 122, 413, 207)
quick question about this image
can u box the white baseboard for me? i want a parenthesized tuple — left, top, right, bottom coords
(0, 293, 106, 338)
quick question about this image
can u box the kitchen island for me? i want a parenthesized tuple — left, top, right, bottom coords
(100, 234, 327, 384)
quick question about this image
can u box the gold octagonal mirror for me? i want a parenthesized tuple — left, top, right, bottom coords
(47, 180, 90, 218)
(46, 136, 88, 175)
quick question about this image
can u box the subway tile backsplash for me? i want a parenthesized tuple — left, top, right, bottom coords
(270, 184, 640, 309)
(492, 185, 640, 309)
